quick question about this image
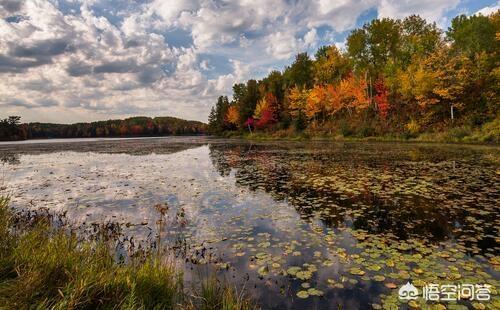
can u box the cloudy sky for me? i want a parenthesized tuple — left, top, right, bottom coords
(0, 0, 498, 123)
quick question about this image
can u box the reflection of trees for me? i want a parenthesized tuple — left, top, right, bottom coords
(0, 138, 207, 159)
(207, 143, 498, 252)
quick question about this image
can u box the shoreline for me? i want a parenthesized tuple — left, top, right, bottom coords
(217, 132, 500, 146)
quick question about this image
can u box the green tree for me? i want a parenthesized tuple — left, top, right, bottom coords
(283, 53, 313, 89)
(400, 15, 441, 67)
(346, 29, 370, 74)
(447, 13, 498, 56)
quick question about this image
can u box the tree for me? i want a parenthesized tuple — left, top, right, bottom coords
(306, 85, 328, 121)
(374, 78, 390, 119)
(447, 13, 497, 56)
(336, 74, 370, 115)
(208, 106, 217, 132)
(260, 70, 285, 104)
(314, 45, 330, 60)
(283, 53, 314, 88)
(225, 105, 239, 128)
(288, 87, 309, 118)
(400, 46, 472, 122)
(253, 93, 278, 129)
(288, 86, 310, 130)
(346, 29, 370, 73)
(0, 116, 25, 141)
(234, 80, 259, 127)
(400, 15, 441, 67)
(208, 96, 230, 134)
(313, 45, 351, 85)
(255, 109, 277, 129)
(365, 18, 401, 73)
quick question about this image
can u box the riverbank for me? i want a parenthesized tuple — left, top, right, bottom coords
(0, 197, 254, 309)
(221, 119, 500, 145)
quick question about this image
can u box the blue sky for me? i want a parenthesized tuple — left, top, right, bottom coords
(0, 0, 498, 123)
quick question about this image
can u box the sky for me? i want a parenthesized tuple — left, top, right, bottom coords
(0, 0, 498, 123)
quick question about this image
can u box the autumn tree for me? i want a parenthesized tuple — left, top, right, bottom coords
(337, 74, 370, 115)
(306, 85, 328, 122)
(374, 78, 390, 119)
(400, 46, 472, 122)
(288, 87, 309, 118)
(288, 86, 310, 130)
(313, 45, 351, 85)
(225, 105, 239, 128)
(253, 93, 279, 129)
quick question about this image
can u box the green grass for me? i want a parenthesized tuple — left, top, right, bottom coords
(225, 118, 500, 145)
(0, 197, 254, 310)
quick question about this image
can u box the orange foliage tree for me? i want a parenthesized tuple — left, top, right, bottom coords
(306, 85, 328, 121)
(339, 74, 370, 114)
(323, 74, 369, 118)
(225, 105, 240, 127)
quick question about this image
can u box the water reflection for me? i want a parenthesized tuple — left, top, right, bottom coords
(208, 142, 499, 254)
(0, 138, 498, 309)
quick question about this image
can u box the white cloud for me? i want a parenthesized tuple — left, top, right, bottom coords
(0, 0, 468, 123)
(377, 0, 460, 26)
(304, 28, 319, 47)
(475, 2, 499, 16)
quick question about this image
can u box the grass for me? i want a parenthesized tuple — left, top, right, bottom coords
(0, 197, 254, 310)
(225, 118, 500, 145)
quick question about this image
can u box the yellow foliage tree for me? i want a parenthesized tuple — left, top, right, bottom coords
(253, 93, 278, 119)
(313, 46, 351, 85)
(288, 87, 310, 118)
(400, 46, 472, 120)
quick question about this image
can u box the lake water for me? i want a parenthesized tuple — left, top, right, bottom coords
(0, 137, 498, 309)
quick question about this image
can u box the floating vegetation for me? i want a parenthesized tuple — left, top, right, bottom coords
(1, 138, 498, 309)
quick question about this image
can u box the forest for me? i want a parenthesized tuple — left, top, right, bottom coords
(208, 13, 499, 142)
(0, 116, 206, 141)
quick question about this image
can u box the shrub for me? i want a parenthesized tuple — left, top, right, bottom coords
(405, 119, 421, 137)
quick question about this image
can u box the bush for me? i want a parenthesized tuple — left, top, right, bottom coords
(357, 126, 376, 137)
(340, 121, 354, 137)
(469, 118, 500, 143)
(405, 120, 420, 138)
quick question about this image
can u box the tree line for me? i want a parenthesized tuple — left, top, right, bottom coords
(0, 116, 206, 141)
(208, 12, 499, 140)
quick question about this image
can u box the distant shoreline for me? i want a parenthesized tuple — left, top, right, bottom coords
(0, 134, 209, 145)
(0, 116, 208, 142)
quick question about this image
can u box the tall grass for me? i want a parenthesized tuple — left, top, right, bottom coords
(0, 198, 254, 309)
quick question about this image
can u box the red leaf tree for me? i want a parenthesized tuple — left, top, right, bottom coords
(374, 78, 390, 119)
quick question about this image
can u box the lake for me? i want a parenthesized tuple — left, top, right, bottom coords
(0, 137, 498, 309)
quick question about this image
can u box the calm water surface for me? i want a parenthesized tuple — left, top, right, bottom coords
(0, 137, 498, 309)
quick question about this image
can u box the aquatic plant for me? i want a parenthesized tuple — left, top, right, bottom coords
(0, 197, 254, 309)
